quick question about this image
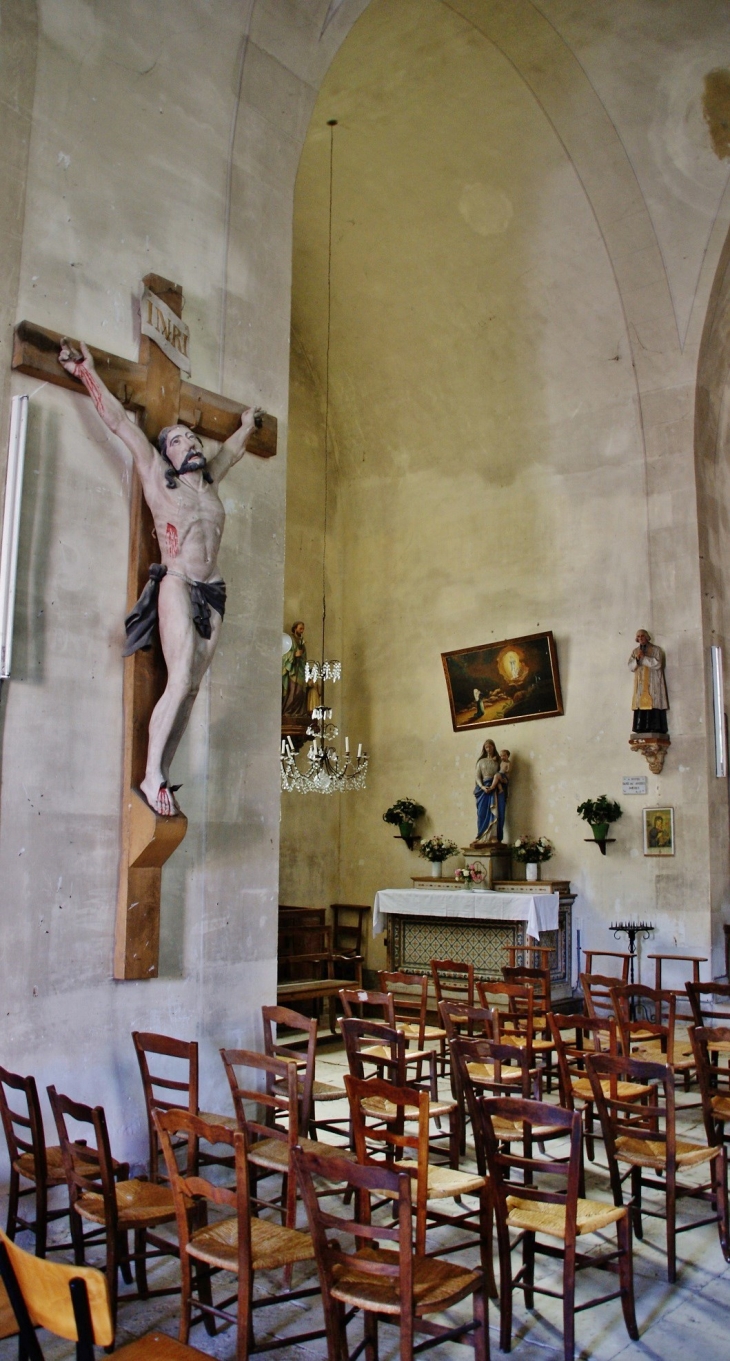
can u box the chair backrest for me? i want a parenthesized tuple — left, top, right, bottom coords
(154, 1108, 253, 1285)
(430, 959, 475, 1013)
(0, 1067, 46, 1183)
(220, 1048, 299, 1150)
(547, 1013, 616, 1112)
(438, 1000, 497, 1044)
(47, 1088, 124, 1230)
(610, 983, 676, 1061)
(686, 982, 730, 1028)
(502, 964, 552, 1012)
(689, 1024, 730, 1147)
(378, 971, 429, 1047)
(292, 1144, 413, 1304)
(339, 1016, 408, 1086)
(262, 1004, 317, 1131)
(345, 1073, 431, 1249)
(132, 1031, 198, 1181)
(585, 1051, 672, 1204)
(330, 903, 368, 956)
(451, 1035, 536, 1175)
(582, 950, 630, 982)
(339, 988, 397, 1027)
(473, 1095, 582, 1230)
(0, 1227, 114, 1357)
(476, 979, 535, 1052)
(581, 972, 625, 1022)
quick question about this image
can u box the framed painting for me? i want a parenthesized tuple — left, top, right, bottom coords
(441, 630, 563, 732)
(643, 806, 674, 856)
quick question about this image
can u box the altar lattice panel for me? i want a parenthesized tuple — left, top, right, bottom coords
(388, 902, 572, 993)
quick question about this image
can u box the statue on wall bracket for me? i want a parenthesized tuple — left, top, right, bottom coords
(58, 339, 261, 817)
(628, 628, 670, 774)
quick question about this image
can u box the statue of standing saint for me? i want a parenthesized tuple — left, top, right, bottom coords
(471, 739, 511, 846)
(628, 629, 669, 734)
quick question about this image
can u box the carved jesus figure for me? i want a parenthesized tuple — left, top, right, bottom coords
(59, 340, 259, 817)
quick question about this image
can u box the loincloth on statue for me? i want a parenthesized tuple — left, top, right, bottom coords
(123, 563, 227, 655)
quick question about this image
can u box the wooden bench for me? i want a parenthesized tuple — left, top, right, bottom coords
(277, 919, 363, 1035)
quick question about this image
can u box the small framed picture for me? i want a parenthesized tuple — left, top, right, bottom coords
(643, 806, 674, 856)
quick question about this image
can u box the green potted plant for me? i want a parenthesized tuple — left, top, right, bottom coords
(419, 835, 460, 879)
(577, 795, 623, 844)
(383, 798, 425, 850)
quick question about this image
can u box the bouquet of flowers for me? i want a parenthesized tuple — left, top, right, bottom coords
(419, 835, 459, 864)
(512, 835, 554, 864)
(454, 862, 486, 885)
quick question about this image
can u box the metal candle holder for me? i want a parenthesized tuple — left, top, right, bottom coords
(610, 920, 655, 987)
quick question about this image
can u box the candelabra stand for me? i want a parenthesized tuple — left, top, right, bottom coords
(610, 920, 655, 1016)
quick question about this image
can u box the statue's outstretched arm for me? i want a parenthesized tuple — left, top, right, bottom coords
(207, 405, 262, 482)
(58, 340, 154, 476)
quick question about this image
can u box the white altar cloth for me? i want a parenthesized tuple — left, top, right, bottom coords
(372, 888, 559, 942)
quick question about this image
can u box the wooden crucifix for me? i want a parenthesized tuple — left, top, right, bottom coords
(12, 274, 277, 980)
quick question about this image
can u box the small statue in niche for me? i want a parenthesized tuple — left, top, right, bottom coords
(628, 628, 670, 773)
(282, 621, 310, 720)
(471, 739, 511, 846)
(281, 620, 318, 749)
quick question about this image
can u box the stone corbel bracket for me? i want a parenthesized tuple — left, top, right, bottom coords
(628, 734, 670, 775)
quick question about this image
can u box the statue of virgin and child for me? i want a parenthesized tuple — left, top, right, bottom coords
(471, 738, 511, 846)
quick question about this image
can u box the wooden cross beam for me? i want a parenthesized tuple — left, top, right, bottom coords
(12, 274, 277, 980)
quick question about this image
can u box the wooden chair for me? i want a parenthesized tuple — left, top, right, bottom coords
(689, 1025, 730, 1152)
(450, 1036, 558, 1164)
(132, 1031, 235, 1181)
(441, 1004, 537, 1156)
(330, 902, 370, 972)
(345, 1073, 490, 1274)
(582, 950, 630, 981)
(220, 1047, 354, 1230)
(586, 1050, 729, 1282)
(261, 1003, 346, 1143)
(477, 979, 551, 1085)
(431, 958, 475, 1010)
(686, 981, 730, 1031)
(647, 953, 707, 993)
(0, 1065, 86, 1257)
(0, 1226, 209, 1360)
(339, 987, 437, 1092)
(475, 1095, 638, 1361)
(340, 1016, 459, 1167)
(154, 1109, 324, 1360)
(291, 1144, 488, 1361)
(582, 972, 656, 1045)
(502, 965, 556, 1090)
(505, 943, 553, 972)
(378, 969, 448, 1075)
(610, 982, 695, 1088)
(548, 1013, 651, 1164)
(47, 1086, 177, 1328)
(0, 1272, 17, 1345)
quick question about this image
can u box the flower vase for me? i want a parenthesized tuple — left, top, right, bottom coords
(525, 862, 539, 882)
(430, 861, 442, 879)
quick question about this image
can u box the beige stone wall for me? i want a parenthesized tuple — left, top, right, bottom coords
(0, 0, 370, 1178)
(283, 0, 730, 981)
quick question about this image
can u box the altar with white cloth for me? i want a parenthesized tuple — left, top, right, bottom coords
(374, 881, 575, 998)
(372, 888, 558, 940)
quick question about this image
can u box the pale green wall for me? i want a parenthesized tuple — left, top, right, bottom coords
(282, 0, 730, 981)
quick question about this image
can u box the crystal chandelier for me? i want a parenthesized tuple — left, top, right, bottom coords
(280, 119, 368, 795)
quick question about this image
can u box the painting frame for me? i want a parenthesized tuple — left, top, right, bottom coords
(643, 806, 675, 857)
(441, 630, 564, 733)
